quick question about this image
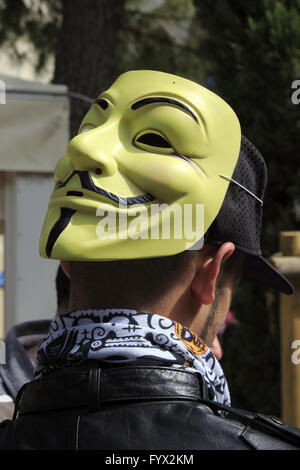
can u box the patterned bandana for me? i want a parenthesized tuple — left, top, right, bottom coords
(35, 309, 230, 405)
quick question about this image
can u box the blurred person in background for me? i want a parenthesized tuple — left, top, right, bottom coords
(0, 266, 69, 421)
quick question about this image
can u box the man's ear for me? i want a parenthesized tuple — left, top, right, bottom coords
(60, 260, 71, 278)
(192, 243, 235, 305)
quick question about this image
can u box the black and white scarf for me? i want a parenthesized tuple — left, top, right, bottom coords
(35, 309, 230, 405)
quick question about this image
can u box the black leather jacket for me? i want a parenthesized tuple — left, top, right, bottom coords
(0, 363, 299, 450)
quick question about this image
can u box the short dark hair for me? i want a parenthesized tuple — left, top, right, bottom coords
(70, 249, 198, 310)
(69, 245, 245, 310)
(217, 249, 246, 288)
(55, 265, 70, 310)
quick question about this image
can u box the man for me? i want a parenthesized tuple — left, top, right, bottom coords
(0, 266, 69, 421)
(0, 70, 299, 450)
(0, 262, 222, 421)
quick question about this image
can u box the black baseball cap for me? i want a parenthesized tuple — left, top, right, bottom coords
(205, 135, 294, 295)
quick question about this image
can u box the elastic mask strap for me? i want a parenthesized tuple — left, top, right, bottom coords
(219, 174, 263, 205)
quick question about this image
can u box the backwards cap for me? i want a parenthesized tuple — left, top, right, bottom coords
(205, 135, 293, 294)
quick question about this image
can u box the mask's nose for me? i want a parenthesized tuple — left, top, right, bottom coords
(67, 125, 118, 177)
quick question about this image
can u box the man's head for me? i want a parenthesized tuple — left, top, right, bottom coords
(40, 70, 293, 346)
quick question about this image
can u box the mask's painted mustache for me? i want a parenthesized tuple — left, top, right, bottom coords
(56, 170, 155, 206)
(46, 207, 76, 258)
(46, 171, 156, 258)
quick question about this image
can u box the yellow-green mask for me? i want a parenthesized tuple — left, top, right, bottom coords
(39, 70, 241, 261)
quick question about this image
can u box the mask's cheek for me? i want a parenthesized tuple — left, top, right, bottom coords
(119, 151, 206, 204)
(54, 154, 74, 185)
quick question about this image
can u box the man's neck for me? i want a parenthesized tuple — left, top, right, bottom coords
(67, 282, 198, 331)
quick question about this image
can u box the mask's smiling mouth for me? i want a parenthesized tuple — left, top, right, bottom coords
(55, 170, 156, 206)
(46, 170, 157, 258)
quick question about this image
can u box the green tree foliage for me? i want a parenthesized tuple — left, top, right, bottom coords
(0, 0, 61, 71)
(193, 0, 300, 415)
(0, 0, 204, 82)
(114, 0, 205, 82)
(0, 0, 204, 131)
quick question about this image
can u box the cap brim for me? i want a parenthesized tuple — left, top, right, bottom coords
(243, 254, 294, 295)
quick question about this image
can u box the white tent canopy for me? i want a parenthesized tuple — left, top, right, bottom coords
(0, 74, 69, 172)
(0, 75, 70, 333)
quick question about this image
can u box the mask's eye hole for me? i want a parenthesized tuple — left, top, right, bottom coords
(136, 132, 172, 148)
(95, 98, 109, 110)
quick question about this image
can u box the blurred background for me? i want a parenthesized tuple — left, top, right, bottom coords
(0, 0, 299, 419)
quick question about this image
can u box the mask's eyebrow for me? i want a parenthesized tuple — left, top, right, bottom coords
(131, 97, 198, 124)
